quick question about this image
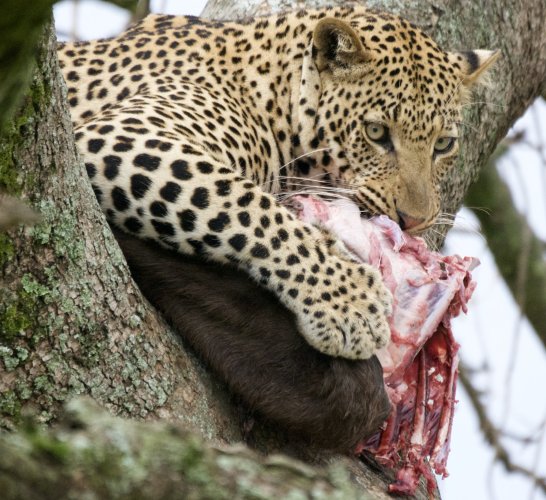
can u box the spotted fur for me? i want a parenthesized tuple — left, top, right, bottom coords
(58, 6, 497, 360)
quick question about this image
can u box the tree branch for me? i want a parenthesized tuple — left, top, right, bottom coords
(458, 364, 546, 493)
(0, 398, 366, 500)
(465, 152, 546, 347)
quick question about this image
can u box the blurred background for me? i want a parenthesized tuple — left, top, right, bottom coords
(54, 1, 546, 498)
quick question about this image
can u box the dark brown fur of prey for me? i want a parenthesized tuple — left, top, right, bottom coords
(113, 228, 391, 452)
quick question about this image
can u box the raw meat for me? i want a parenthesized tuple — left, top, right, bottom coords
(291, 195, 478, 495)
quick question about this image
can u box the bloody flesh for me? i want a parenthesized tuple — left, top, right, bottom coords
(292, 195, 478, 495)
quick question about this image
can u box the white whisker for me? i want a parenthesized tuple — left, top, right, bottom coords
(454, 121, 480, 134)
(465, 205, 492, 216)
(279, 183, 355, 194)
(460, 101, 506, 111)
(431, 214, 484, 241)
(279, 148, 332, 171)
(277, 189, 353, 202)
(275, 175, 333, 186)
(422, 233, 436, 250)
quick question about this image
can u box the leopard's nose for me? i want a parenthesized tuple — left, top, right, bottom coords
(396, 210, 425, 231)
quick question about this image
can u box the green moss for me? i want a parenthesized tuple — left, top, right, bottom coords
(0, 234, 15, 267)
(15, 379, 33, 401)
(0, 301, 34, 342)
(0, 128, 20, 194)
(50, 210, 84, 262)
(0, 345, 28, 371)
(0, 390, 21, 420)
(128, 314, 142, 328)
(33, 375, 52, 392)
(74, 325, 108, 369)
(79, 442, 129, 495)
(0, 55, 51, 195)
(178, 435, 206, 469)
(0, 346, 19, 370)
(28, 431, 70, 464)
(175, 437, 229, 499)
(29, 201, 55, 245)
(0, 1, 55, 128)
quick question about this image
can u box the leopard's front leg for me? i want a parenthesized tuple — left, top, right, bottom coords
(162, 162, 392, 360)
(78, 111, 391, 361)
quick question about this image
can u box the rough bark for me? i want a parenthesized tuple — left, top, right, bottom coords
(0, 22, 240, 440)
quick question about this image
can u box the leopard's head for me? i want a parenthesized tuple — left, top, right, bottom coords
(297, 11, 498, 233)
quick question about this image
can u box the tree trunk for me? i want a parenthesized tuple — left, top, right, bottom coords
(0, 22, 239, 440)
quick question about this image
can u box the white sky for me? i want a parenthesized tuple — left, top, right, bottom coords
(54, 2, 546, 499)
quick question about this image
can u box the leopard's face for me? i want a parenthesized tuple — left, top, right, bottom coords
(318, 60, 462, 234)
(305, 14, 498, 233)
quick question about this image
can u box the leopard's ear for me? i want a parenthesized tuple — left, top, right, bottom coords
(312, 18, 370, 74)
(448, 50, 500, 87)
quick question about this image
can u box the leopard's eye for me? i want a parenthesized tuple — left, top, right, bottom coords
(365, 122, 389, 143)
(434, 136, 456, 154)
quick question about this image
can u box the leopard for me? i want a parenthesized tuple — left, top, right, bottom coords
(57, 5, 497, 362)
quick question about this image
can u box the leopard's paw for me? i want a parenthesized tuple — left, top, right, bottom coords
(294, 260, 392, 360)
